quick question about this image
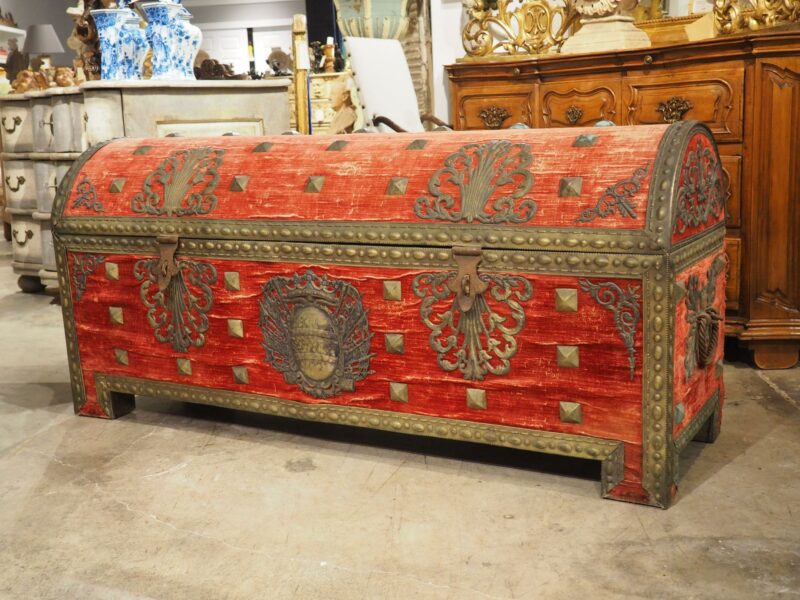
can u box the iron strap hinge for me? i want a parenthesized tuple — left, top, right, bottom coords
(156, 234, 180, 291)
(448, 245, 487, 313)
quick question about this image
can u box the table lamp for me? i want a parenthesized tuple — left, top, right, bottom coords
(22, 24, 65, 71)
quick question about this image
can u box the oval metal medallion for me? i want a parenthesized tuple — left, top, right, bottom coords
(260, 270, 373, 398)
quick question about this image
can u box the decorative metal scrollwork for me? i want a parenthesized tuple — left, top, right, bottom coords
(478, 105, 511, 129)
(132, 147, 225, 216)
(674, 136, 724, 235)
(133, 255, 217, 353)
(575, 163, 650, 223)
(565, 105, 583, 125)
(414, 140, 537, 224)
(71, 254, 106, 301)
(684, 256, 725, 380)
(656, 97, 693, 123)
(72, 176, 104, 213)
(579, 280, 641, 380)
(260, 270, 374, 399)
(413, 252, 532, 381)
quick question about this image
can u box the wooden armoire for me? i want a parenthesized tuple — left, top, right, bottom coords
(446, 26, 800, 369)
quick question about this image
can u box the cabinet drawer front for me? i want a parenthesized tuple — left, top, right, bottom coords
(52, 96, 80, 153)
(540, 84, 620, 127)
(4, 160, 36, 209)
(720, 154, 742, 227)
(725, 235, 742, 311)
(35, 213, 56, 271)
(11, 213, 43, 266)
(0, 103, 33, 152)
(155, 120, 265, 138)
(624, 69, 743, 141)
(31, 100, 55, 153)
(458, 93, 533, 130)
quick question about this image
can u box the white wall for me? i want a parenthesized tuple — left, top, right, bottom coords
(3, 0, 74, 66)
(429, 0, 465, 122)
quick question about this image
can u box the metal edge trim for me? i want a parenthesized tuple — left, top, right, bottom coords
(55, 245, 88, 414)
(94, 373, 625, 497)
(673, 390, 721, 454)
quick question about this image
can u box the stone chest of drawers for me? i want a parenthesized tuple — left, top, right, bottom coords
(0, 79, 290, 293)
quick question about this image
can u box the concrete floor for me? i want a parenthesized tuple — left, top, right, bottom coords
(0, 240, 798, 600)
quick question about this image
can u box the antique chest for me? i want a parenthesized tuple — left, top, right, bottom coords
(52, 122, 726, 507)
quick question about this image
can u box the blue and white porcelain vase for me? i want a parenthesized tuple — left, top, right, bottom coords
(140, 1, 185, 80)
(175, 11, 202, 78)
(91, 9, 129, 80)
(120, 14, 148, 79)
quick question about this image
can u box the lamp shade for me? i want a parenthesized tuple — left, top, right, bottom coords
(22, 24, 65, 54)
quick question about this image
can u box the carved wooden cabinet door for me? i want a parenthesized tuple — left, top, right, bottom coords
(745, 57, 800, 368)
(623, 65, 744, 142)
(539, 78, 622, 127)
(456, 86, 535, 130)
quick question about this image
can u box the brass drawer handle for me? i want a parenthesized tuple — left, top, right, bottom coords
(478, 105, 511, 129)
(5, 175, 26, 192)
(2, 115, 22, 134)
(41, 117, 54, 136)
(12, 228, 33, 247)
(656, 96, 693, 123)
(565, 105, 583, 125)
(47, 176, 59, 190)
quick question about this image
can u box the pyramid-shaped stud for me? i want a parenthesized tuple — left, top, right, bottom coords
(230, 175, 249, 192)
(555, 288, 578, 312)
(559, 177, 583, 197)
(407, 139, 427, 150)
(389, 382, 408, 403)
(176, 358, 192, 376)
(227, 319, 244, 338)
(466, 388, 487, 410)
(556, 345, 580, 368)
(674, 282, 687, 302)
(326, 140, 348, 151)
(572, 134, 598, 148)
(114, 348, 129, 366)
(105, 262, 119, 281)
(232, 366, 249, 384)
(108, 178, 126, 193)
(386, 177, 408, 196)
(383, 281, 401, 301)
(715, 361, 724, 378)
(133, 145, 152, 155)
(559, 401, 582, 423)
(224, 271, 240, 291)
(253, 141, 273, 153)
(108, 306, 124, 325)
(674, 402, 685, 425)
(384, 333, 404, 354)
(305, 176, 325, 193)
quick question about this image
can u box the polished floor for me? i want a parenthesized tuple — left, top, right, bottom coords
(1, 240, 798, 600)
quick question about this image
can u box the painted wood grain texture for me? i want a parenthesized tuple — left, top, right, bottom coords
(63, 126, 668, 230)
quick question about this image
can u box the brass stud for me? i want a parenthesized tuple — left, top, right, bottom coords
(385, 333, 404, 354)
(232, 366, 249, 384)
(407, 139, 427, 150)
(230, 175, 249, 192)
(389, 382, 408, 403)
(224, 271, 240, 291)
(326, 140, 348, 151)
(228, 319, 244, 338)
(176, 358, 192, 376)
(108, 306, 124, 325)
(559, 177, 583, 197)
(305, 176, 325, 193)
(383, 281, 401, 301)
(109, 178, 126, 193)
(105, 262, 119, 281)
(133, 145, 152, 155)
(555, 288, 578, 312)
(253, 141, 273, 152)
(114, 349, 129, 366)
(572, 134, 598, 148)
(386, 177, 408, 196)
(559, 401, 582, 423)
(674, 402, 685, 425)
(556, 345, 580, 368)
(466, 388, 487, 410)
